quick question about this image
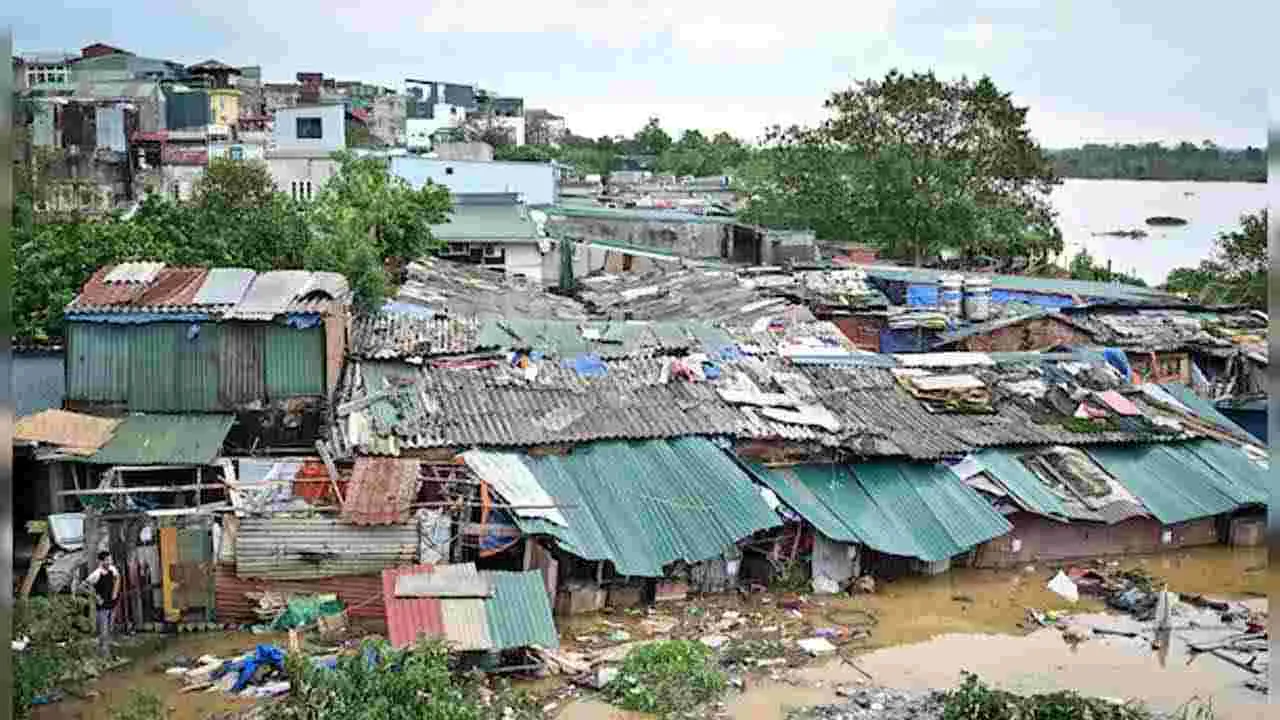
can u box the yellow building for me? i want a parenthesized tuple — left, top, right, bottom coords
(187, 60, 243, 130)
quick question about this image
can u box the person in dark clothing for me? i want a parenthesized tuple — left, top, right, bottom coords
(83, 551, 121, 656)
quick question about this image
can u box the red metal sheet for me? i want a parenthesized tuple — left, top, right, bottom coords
(72, 265, 149, 307)
(382, 565, 445, 648)
(344, 457, 421, 525)
(213, 563, 385, 623)
(137, 268, 209, 307)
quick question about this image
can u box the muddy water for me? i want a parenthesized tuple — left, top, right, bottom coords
(559, 545, 1269, 720)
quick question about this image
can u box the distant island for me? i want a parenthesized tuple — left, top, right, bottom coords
(1047, 142, 1265, 182)
(1145, 216, 1189, 227)
(1092, 229, 1149, 239)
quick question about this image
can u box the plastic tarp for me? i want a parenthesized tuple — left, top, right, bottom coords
(271, 595, 344, 630)
(233, 645, 287, 692)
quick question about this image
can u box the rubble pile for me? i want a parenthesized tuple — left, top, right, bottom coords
(791, 688, 945, 720)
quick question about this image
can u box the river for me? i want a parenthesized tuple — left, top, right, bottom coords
(1050, 179, 1267, 287)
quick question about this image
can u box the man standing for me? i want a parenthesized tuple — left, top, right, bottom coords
(83, 551, 121, 657)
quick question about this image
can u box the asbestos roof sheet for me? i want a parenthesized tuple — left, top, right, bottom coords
(86, 413, 234, 465)
(748, 461, 1012, 562)
(396, 258, 588, 321)
(343, 457, 422, 526)
(394, 563, 492, 598)
(1085, 445, 1243, 525)
(15, 409, 120, 456)
(1156, 383, 1257, 442)
(461, 450, 568, 527)
(193, 268, 257, 306)
(485, 438, 779, 577)
(352, 312, 486, 361)
(227, 270, 322, 320)
(973, 449, 1071, 519)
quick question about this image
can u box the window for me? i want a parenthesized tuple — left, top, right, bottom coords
(290, 181, 299, 200)
(445, 167, 454, 175)
(296, 116, 323, 139)
(304, 180, 313, 200)
(229, 145, 244, 161)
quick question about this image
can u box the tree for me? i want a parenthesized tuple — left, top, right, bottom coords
(194, 158, 277, 209)
(1163, 210, 1267, 306)
(739, 70, 1061, 266)
(632, 117, 673, 156)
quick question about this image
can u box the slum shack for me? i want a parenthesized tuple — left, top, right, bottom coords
(332, 301, 1267, 608)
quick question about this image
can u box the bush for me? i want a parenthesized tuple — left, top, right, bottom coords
(942, 672, 1156, 720)
(265, 638, 539, 720)
(110, 690, 167, 720)
(605, 640, 728, 717)
(13, 596, 95, 719)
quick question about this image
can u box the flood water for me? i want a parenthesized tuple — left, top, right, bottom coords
(1050, 179, 1267, 286)
(560, 545, 1269, 720)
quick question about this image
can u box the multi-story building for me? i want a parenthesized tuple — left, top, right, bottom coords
(404, 79, 525, 150)
(186, 60, 242, 130)
(525, 109, 566, 146)
(266, 104, 346, 200)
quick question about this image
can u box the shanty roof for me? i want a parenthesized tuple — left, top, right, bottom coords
(857, 264, 1182, 303)
(576, 268, 814, 324)
(343, 457, 422, 525)
(973, 447, 1148, 524)
(748, 461, 1011, 562)
(431, 204, 541, 241)
(335, 348, 1233, 460)
(1084, 444, 1253, 525)
(931, 310, 1097, 348)
(462, 438, 780, 577)
(83, 413, 235, 465)
(394, 258, 587, 321)
(382, 564, 558, 650)
(547, 202, 741, 225)
(66, 264, 350, 320)
(15, 409, 120, 456)
(1063, 308, 1267, 359)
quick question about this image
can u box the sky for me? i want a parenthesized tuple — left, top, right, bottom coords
(6, 1, 1272, 147)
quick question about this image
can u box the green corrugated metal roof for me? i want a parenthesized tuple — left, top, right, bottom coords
(432, 205, 540, 240)
(975, 449, 1071, 518)
(747, 461, 1012, 562)
(513, 438, 779, 577)
(484, 571, 559, 650)
(750, 464, 859, 543)
(86, 413, 234, 465)
(1157, 383, 1254, 439)
(1157, 441, 1268, 507)
(265, 325, 325, 397)
(1085, 444, 1242, 524)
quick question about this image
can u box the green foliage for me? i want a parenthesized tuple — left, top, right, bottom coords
(605, 640, 728, 717)
(1161, 210, 1266, 307)
(109, 690, 167, 720)
(656, 130, 751, 177)
(12, 153, 452, 342)
(267, 638, 539, 720)
(632, 116, 674, 156)
(1068, 249, 1148, 287)
(496, 119, 749, 178)
(1049, 142, 1264, 182)
(13, 596, 95, 719)
(942, 672, 1155, 720)
(739, 70, 1062, 266)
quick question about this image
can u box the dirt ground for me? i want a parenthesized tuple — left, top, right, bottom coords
(31, 544, 1268, 720)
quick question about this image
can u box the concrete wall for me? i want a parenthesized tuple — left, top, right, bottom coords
(953, 316, 1095, 353)
(267, 157, 340, 199)
(549, 215, 731, 260)
(271, 105, 345, 155)
(433, 142, 494, 161)
(972, 512, 1221, 568)
(391, 157, 556, 206)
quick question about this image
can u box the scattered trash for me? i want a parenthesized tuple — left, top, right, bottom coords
(606, 630, 631, 643)
(854, 576, 876, 594)
(950, 595, 974, 604)
(1060, 625, 1092, 645)
(755, 657, 787, 667)
(700, 634, 729, 649)
(1046, 571, 1079, 603)
(12, 636, 30, 652)
(797, 637, 837, 656)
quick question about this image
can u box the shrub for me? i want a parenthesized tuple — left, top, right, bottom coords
(605, 640, 728, 717)
(110, 690, 167, 720)
(942, 672, 1156, 720)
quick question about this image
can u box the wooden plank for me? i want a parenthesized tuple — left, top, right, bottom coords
(159, 526, 179, 623)
(19, 531, 53, 599)
(315, 440, 345, 507)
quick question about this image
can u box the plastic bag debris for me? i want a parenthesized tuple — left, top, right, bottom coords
(1047, 571, 1079, 603)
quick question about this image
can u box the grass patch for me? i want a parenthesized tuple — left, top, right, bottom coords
(110, 690, 168, 720)
(606, 640, 728, 717)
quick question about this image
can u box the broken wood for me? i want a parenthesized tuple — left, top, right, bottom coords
(20, 531, 52, 599)
(836, 649, 874, 683)
(1186, 632, 1265, 653)
(1206, 648, 1262, 675)
(1092, 628, 1140, 638)
(315, 440, 345, 507)
(532, 647, 590, 675)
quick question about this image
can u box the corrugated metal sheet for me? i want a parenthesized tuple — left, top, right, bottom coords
(1085, 445, 1242, 525)
(218, 324, 267, 406)
(14, 410, 120, 455)
(87, 413, 234, 465)
(228, 271, 315, 320)
(461, 451, 567, 527)
(748, 461, 1012, 562)
(485, 571, 559, 650)
(1157, 383, 1256, 442)
(14, 352, 67, 417)
(382, 565, 445, 648)
(747, 464, 861, 544)
(394, 563, 492, 597)
(974, 449, 1071, 519)
(1175, 440, 1268, 505)
(214, 564, 387, 623)
(68, 323, 130, 402)
(105, 262, 165, 285)
(265, 325, 325, 397)
(236, 517, 418, 580)
(193, 268, 257, 306)
(510, 437, 780, 577)
(178, 323, 221, 412)
(343, 458, 422, 526)
(126, 324, 182, 411)
(440, 598, 492, 650)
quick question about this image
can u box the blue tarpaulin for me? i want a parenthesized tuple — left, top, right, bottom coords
(232, 645, 287, 692)
(567, 353, 607, 377)
(1103, 348, 1132, 379)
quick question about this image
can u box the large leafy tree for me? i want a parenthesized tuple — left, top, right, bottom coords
(631, 117, 673, 156)
(740, 70, 1062, 266)
(1163, 210, 1267, 307)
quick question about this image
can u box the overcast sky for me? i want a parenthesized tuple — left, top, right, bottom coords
(7, 1, 1271, 147)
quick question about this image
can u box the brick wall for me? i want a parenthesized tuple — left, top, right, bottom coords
(957, 316, 1093, 352)
(972, 512, 1221, 568)
(833, 314, 887, 351)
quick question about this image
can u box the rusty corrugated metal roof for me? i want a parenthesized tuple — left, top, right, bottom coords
(236, 517, 419, 580)
(136, 267, 209, 306)
(343, 458, 422, 525)
(14, 409, 120, 455)
(382, 564, 445, 648)
(214, 564, 385, 623)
